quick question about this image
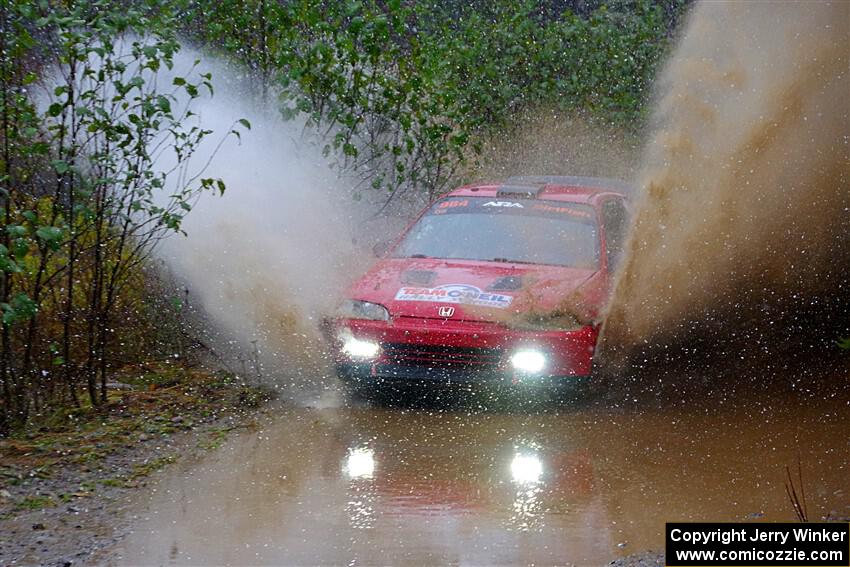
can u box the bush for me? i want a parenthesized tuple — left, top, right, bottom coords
(0, 0, 239, 433)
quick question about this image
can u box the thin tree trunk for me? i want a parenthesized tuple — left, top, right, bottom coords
(86, 164, 107, 407)
(97, 310, 108, 403)
(0, 1, 13, 433)
(62, 174, 78, 406)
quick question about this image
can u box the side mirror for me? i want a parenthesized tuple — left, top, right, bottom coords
(372, 240, 391, 257)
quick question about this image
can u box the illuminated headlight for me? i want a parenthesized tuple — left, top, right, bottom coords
(510, 349, 547, 374)
(336, 299, 389, 321)
(341, 336, 381, 360)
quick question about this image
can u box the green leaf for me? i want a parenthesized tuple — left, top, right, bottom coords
(2, 293, 38, 325)
(6, 225, 27, 238)
(156, 95, 171, 113)
(0, 244, 22, 274)
(12, 238, 29, 260)
(52, 160, 69, 175)
(237, 118, 251, 130)
(36, 226, 64, 250)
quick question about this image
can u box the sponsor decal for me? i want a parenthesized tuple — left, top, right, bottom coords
(395, 284, 513, 308)
(438, 306, 455, 317)
(483, 201, 524, 208)
(437, 199, 469, 209)
(531, 203, 592, 218)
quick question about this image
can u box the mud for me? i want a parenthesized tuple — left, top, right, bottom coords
(109, 381, 849, 566)
(603, 1, 850, 362)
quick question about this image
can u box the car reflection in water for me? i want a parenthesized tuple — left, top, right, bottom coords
(338, 429, 605, 556)
(113, 399, 850, 566)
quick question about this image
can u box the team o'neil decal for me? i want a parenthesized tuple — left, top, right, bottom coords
(394, 284, 513, 308)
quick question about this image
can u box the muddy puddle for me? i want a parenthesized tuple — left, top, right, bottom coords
(111, 385, 849, 566)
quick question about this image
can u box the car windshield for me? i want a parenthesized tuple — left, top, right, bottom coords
(393, 197, 599, 268)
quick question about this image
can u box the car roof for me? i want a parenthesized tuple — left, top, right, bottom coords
(445, 176, 632, 205)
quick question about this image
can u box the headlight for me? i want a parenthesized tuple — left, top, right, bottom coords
(510, 349, 547, 374)
(336, 299, 390, 321)
(341, 336, 381, 360)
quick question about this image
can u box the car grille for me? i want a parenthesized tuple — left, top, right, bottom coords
(381, 343, 504, 372)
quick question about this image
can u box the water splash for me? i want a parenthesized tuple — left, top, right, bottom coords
(602, 1, 850, 369)
(155, 49, 371, 385)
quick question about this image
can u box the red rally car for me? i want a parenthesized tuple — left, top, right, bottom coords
(327, 176, 630, 391)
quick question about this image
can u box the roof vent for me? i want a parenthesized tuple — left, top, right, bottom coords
(506, 175, 634, 194)
(495, 184, 543, 199)
(400, 270, 436, 286)
(489, 276, 524, 291)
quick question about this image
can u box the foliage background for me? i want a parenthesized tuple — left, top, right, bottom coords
(182, 0, 686, 200)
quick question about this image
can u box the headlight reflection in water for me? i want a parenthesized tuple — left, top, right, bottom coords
(509, 451, 545, 532)
(343, 446, 377, 530)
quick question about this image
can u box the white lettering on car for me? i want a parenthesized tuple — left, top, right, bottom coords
(482, 201, 524, 208)
(394, 284, 513, 308)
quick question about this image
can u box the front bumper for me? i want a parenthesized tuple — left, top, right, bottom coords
(336, 362, 589, 389)
(326, 315, 598, 386)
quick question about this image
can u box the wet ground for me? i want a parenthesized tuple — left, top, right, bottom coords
(109, 381, 850, 566)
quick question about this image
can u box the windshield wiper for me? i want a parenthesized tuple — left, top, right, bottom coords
(490, 257, 537, 265)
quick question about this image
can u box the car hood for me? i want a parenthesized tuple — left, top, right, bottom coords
(347, 257, 605, 324)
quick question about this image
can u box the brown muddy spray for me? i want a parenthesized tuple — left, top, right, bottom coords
(602, 1, 850, 368)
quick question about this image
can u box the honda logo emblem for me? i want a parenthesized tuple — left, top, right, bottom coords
(438, 306, 455, 317)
